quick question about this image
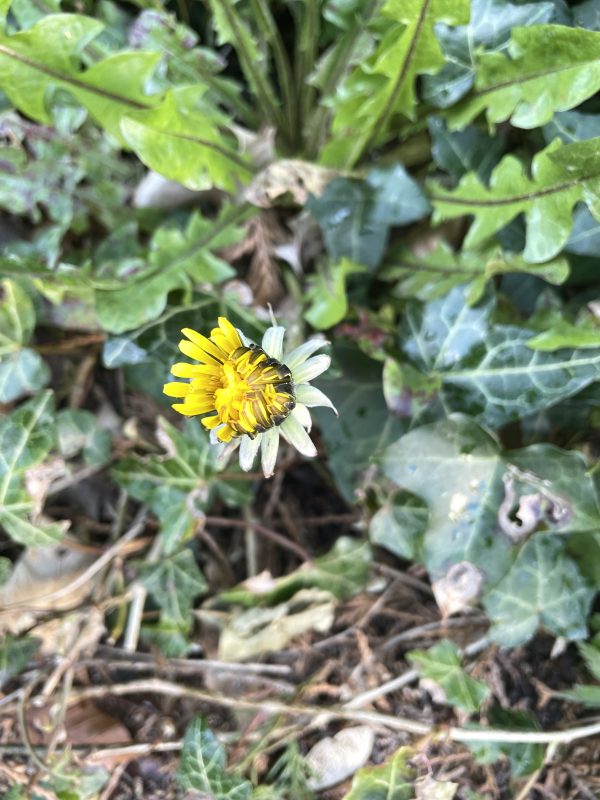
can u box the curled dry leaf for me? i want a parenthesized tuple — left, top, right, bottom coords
(306, 725, 375, 791)
(245, 159, 337, 208)
(498, 466, 571, 543)
(432, 560, 484, 618)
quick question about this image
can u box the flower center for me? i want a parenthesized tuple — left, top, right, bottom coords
(213, 344, 295, 439)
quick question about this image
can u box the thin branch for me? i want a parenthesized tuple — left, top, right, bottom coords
(204, 515, 310, 562)
(61, 677, 600, 745)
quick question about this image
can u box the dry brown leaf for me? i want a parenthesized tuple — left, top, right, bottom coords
(244, 159, 336, 208)
(0, 546, 96, 637)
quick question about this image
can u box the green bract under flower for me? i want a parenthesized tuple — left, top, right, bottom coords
(163, 317, 336, 477)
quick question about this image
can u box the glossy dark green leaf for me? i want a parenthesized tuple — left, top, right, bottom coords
(314, 342, 404, 502)
(308, 166, 430, 271)
(401, 285, 600, 426)
(543, 110, 600, 145)
(428, 117, 506, 182)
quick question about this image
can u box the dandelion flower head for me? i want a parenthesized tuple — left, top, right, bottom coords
(163, 317, 336, 477)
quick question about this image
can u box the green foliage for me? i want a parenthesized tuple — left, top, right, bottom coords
(219, 537, 372, 606)
(466, 708, 544, 777)
(447, 25, 600, 130)
(0, 635, 39, 686)
(177, 717, 252, 799)
(0, 391, 62, 545)
(381, 415, 599, 644)
(324, 0, 470, 166)
(113, 416, 249, 553)
(5, 0, 600, 790)
(0, 278, 49, 402)
(408, 640, 490, 713)
(381, 242, 569, 304)
(343, 747, 416, 800)
(429, 138, 600, 262)
(398, 285, 600, 427)
(305, 258, 365, 329)
(484, 536, 595, 644)
(139, 547, 207, 626)
(422, 0, 555, 108)
(308, 166, 430, 270)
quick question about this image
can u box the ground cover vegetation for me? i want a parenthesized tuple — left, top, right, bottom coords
(2, 0, 600, 797)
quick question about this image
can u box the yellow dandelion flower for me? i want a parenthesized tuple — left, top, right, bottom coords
(163, 317, 336, 477)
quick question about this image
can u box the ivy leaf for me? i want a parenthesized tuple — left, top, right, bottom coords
(177, 717, 252, 800)
(121, 86, 252, 192)
(381, 414, 600, 592)
(543, 110, 600, 145)
(344, 747, 416, 800)
(401, 285, 600, 426)
(369, 491, 428, 561)
(324, 0, 469, 166)
(56, 409, 111, 465)
(448, 25, 600, 131)
(408, 640, 489, 713)
(484, 536, 594, 645)
(0, 391, 63, 546)
(428, 117, 506, 182)
(429, 138, 600, 263)
(382, 242, 569, 304)
(422, 0, 554, 108)
(304, 258, 365, 329)
(112, 417, 248, 553)
(466, 708, 544, 777)
(95, 205, 245, 334)
(314, 342, 403, 502)
(140, 548, 207, 626)
(308, 166, 430, 270)
(381, 415, 512, 584)
(0, 279, 49, 403)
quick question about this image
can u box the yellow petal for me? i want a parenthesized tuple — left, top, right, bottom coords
(202, 415, 221, 430)
(218, 317, 243, 349)
(163, 382, 191, 398)
(171, 403, 201, 416)
(181, 328, 227, 362)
